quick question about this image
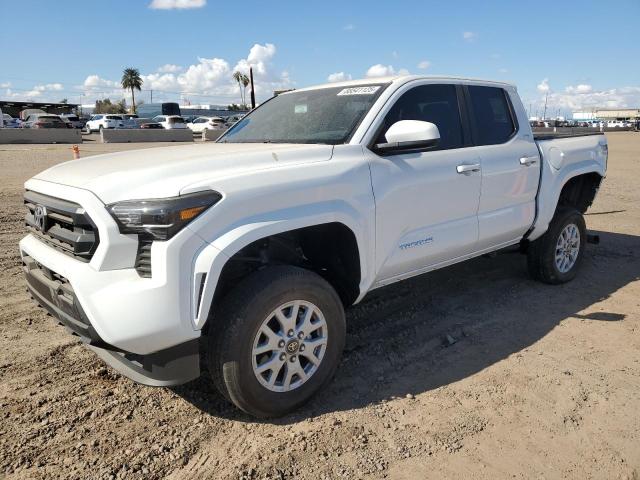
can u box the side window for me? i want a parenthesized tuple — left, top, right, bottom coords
(377, 84, 464, 150)
(468, 86, 516, 145)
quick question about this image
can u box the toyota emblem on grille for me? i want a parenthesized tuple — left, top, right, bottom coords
(34, 204, 48, 232)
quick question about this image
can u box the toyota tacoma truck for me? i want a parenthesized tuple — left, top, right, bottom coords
(20, 76, 607, 417)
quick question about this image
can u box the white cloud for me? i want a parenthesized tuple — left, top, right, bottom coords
(365, 64, 409, 78)
(565, 84, 592, 94)
(140, 43, 291, 103)
(327, 72, 352, 83)
(343, 24, 355, 31)
(158, 64, 183, 73)
(499, 68, 508, 74)
(463, 31, 477, 42)
(537, 78, 551, 93)
(149, 0, 206, 9)
(525, 85, 640, 116)
(2, 83, 66, 100)
(417, 60, 431, 70)
(83, 75, 119, 89)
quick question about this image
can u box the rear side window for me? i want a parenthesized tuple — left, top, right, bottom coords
(378, 84, 464, 150)
(468, 86, 516, 145)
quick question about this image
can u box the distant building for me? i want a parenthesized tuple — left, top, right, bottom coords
(573, 108, 640, 121)
(179, 103, 248, 118)
(0, 100, 78, 118)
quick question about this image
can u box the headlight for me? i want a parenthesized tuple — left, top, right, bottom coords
(107, 190, 222, 240)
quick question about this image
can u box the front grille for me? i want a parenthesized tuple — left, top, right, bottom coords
(24, 190, 99, 262)
(135, 238, 153, 278)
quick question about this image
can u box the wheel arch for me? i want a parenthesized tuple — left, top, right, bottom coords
(191, 215, 370, 331)
(528, 165, 604, 242)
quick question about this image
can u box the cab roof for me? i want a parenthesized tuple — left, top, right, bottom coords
(290, 75, 517, 93)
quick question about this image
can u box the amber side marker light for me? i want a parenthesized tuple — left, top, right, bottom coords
(179, 206, 206, 221)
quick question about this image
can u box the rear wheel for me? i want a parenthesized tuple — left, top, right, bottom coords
(207, 266, 346, 418)
(527, 207, 586, 284)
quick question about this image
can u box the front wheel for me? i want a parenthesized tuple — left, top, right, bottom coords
(527, 207, 586, 284)
(207, 266, 346, 418)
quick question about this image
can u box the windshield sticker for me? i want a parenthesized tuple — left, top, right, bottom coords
(337, 86, 381, 96)
(294, 104, 308, 114)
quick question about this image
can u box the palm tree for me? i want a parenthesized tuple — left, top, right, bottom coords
(241, 74, 250, 108)
(233, 71, 249, 107)
(121, 68, 143, 114)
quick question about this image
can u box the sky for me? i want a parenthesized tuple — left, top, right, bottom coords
(1, 0, 638, 118)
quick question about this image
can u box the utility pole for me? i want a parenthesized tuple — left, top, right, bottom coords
(542, 91, 549, 120)
(150, 90, 153, 103)
(249, 67, 256, 110)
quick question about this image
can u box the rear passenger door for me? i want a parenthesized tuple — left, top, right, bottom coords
(367, 83, 482, 284)
(465, 85, 540, 250)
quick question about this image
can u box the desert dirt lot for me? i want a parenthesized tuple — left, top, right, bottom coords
(0, 133, 639, 480)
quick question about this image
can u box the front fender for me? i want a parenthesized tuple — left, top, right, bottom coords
(189, 202, 373, 329)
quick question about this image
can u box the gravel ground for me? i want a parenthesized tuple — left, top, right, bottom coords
(0, 133, 639, 479)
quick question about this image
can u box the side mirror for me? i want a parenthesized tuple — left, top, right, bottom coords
(374, 120, 440, 153)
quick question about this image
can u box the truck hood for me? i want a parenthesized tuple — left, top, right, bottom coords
(33, 143, 334, 204)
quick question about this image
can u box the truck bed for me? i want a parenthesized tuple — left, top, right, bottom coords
(533, 131, 604, 141)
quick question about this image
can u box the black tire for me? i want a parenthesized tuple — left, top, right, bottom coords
(207, 266, 346, 418)
(527, 207, 586, 284)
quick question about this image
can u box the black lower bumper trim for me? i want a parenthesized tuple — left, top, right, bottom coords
(22, 253, 200, 386)
(89, 340, 200, 387)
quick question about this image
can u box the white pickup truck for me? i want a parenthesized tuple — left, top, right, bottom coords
(20, 76, 607, 417)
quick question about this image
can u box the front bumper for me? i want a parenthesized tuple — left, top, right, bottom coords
(23, 253, 199, 386)
(18, 179, 222, 386)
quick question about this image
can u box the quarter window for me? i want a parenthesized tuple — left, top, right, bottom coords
(468, 86, 516, 145)
(377, 84, 464, 150)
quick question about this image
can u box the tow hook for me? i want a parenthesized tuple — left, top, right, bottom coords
(587, 233, 600, 245)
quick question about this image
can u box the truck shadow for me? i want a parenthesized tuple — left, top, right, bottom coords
(172, 230, 640, 423)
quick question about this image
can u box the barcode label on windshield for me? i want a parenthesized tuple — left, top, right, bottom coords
(337, 86, 381, 96)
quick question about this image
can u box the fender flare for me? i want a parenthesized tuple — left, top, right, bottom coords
(189, 205, 373, 330)
(529, 160, 605, 242)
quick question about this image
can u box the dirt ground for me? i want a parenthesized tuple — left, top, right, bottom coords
(0, 133, 639, 480)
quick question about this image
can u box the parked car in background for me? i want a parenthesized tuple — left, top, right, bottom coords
(224, 114, 245, 127)
(85, 114, 126, 132)
(2, 113, 21, 128)
(187, 116, 226, 133)
(19, 109, 46, 121)
(152, 115, 188, 129)
(60, 114, 86, 129)
(121, 114, 140, 129)
(140, 122, 164, 129)
(22, 114, 67, 128)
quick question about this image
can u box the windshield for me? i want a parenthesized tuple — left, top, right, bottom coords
(221, 84, 388, 144)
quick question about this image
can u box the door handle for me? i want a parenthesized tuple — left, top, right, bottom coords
(456, 163, 481, 175)
(519, 156, 538, 166)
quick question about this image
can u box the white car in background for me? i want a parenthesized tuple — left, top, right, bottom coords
(152, 115, 188, 130)
(85, 114, 125, 133)
(187, 116, 226, 133)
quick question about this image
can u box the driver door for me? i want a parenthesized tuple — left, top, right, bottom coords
(367, 83, 482, 284)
